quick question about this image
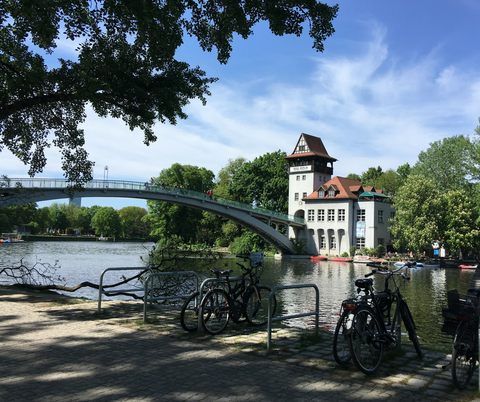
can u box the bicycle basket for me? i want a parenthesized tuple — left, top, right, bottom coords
(450, 293, 479, 319)
(441, 290, 480, 335)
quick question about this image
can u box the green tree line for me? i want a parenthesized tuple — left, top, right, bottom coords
(348, 120, 480, 258)
(4, 119, 480, 257)
(1, 202, 151, 239)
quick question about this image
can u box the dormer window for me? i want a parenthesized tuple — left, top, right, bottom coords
(318, 189, 325, 197)
(328, 189, 335, 197)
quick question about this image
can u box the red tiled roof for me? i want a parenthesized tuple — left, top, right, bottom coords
(285, 133, 337, 161)
(303, 176, 384, 201)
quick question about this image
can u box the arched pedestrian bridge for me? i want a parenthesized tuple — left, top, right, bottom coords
(0, 178, 305, 254)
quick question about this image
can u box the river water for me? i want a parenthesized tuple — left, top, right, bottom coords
(1, 241, 474, 351)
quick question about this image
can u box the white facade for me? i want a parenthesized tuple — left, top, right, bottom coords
(300, 198, 393, 256)
(286, 133, 393, 256)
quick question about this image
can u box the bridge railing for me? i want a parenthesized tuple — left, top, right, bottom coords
(4, 178, 305, 225)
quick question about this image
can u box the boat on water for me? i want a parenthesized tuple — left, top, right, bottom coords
(310, 256, 328, 261)
(394, 261, 421, 267)
(353, 256, 374, 264)
(331, 257, 353, 262)
(459, 264, 477, 270)
(0, 235, 24, 243)
(422, 261, 440, 268)
(394, 261, 405, 266)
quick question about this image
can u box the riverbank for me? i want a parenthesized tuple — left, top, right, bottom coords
(18, 234, 158, 242)
(1, 285, 479, 401)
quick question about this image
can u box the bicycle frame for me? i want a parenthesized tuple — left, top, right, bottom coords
(347, 263, 414, 348)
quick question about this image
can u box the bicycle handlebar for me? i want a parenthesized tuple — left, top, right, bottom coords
(364, 262, 412, 279)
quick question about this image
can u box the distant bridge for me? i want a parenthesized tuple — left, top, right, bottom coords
(0, 178, 305, 254)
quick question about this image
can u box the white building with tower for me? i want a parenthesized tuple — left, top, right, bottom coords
(286, 133, 394, 256)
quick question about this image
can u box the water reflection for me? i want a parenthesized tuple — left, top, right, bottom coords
(1, 242, 475, 348)
(257, 258, 474, 349)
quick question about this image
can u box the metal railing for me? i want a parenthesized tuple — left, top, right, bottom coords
(3, 178, 305, 225)
(98, 267, 153, 313)
(267, 284, 320, 351)
(142, 271, 200, 323)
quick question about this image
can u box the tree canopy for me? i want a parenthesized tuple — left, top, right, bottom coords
(0, 0, 338, 186)
(227, 150, 289, 212)
(411, 135, 479, 194)
(390, 175, 443, 254)
(146, 163, 215, 242)
(91, 206, 122, 237)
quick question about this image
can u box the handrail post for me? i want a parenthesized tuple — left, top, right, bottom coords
(267, 284, 319, 351)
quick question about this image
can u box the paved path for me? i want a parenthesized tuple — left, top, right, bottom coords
(0, 287, 478, 402)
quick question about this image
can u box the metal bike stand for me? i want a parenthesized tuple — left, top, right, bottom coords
(143, 271, 200, 323)
(267, 284, 319, 351)
(98, 267, 153, 313)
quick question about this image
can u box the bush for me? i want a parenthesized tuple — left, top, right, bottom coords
(349, 246, 356, 257)
(229, 236, 252, 255)
(217, 238, 229, 247)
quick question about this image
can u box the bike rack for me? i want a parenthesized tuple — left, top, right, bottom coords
(267, 284, 319, 351)
(98, 267, 153, 313)
(196, 275, 252, 331)
(143, 271, 200, 322)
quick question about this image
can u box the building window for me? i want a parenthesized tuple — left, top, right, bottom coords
(320, 236, 326, 249)
(328, 209, 335, 221)
(338, 209, 345, 222)
(328, 189, 335, 197)
(302, 175, 306, 180)
(378, 210, 384, 223)
(296, 175, 300, 181)
(330, 236, 336, 249)
(390, 211, 395, 220)
(303, 192, 307, 198)
(356, 238, 365, 249)
(308, 209, 315, 222)
(318, 190, 325, 197)
(357, 209, 365, 222)
(299, 145, 305, 151)
(294, 193, 299, 201)
(318, 209, 325, 221)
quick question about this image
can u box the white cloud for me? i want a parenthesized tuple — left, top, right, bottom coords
(3, 21, 480, 190)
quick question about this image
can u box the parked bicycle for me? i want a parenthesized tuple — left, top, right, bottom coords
(442, 289, 480, 389)
(180, 256, 277, 335)
(333, 264, 395, 366)
(334, 262, 422, 374)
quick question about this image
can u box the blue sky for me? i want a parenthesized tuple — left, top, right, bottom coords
(2, 0, 480, 210)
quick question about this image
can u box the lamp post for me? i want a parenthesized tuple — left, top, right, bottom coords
(104, 166, 108, 188)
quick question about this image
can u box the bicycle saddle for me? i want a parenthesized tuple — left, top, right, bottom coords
(355, 278, 374, 289)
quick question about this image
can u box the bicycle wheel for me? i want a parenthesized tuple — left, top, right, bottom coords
(180, 291, 201, 332)
(200, 288, 230, 335)
(452, 321, 476, 390)
(333, 310, 352, 365)
(245, 286, 276, 326)
(348, 305, 384, 374)
(400, 301, 423, 359)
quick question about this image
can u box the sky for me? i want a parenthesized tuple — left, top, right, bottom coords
(2, 0, 480, 210)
